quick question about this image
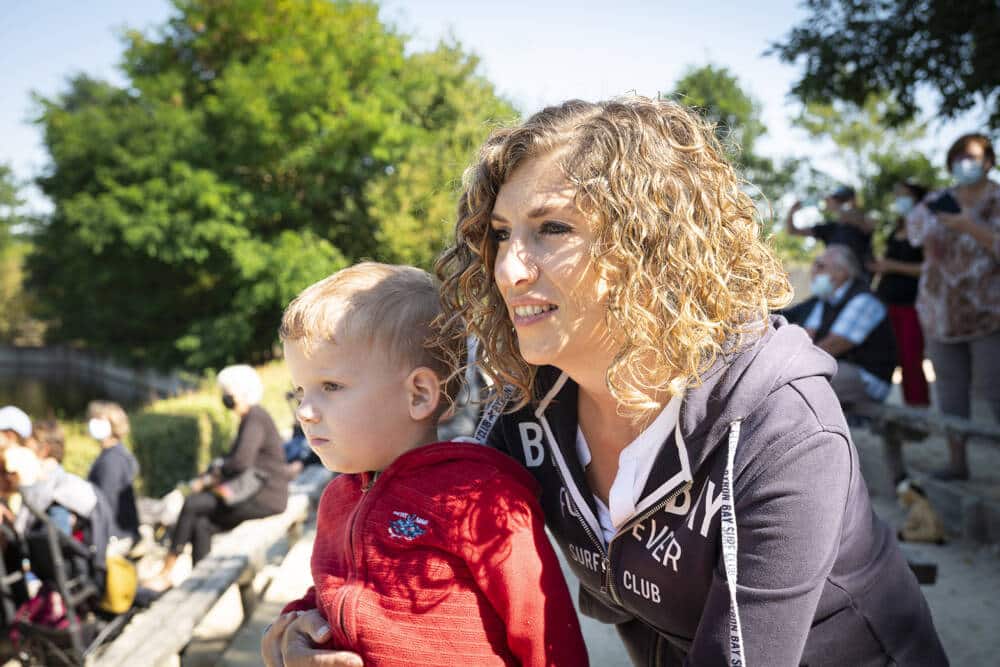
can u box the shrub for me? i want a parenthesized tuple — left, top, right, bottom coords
(130, 393, 236, 497)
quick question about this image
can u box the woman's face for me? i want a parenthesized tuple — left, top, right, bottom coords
(950, 140, 993, 184)
(490, 151, 617, 374)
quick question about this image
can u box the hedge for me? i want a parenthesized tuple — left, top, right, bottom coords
(129, 393, 236, 497)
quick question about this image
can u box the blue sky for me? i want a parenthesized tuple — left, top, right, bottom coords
(0, 0, 981, 214)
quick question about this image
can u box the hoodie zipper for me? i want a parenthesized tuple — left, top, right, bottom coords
(535, 374, 691, 608)
(603, 481, 692, 606)
(542, 444, 612, 589)
(339, 472, 380, 639)
(544, 430, 691, 608)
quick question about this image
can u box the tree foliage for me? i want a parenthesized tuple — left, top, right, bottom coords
(793, 91, 944, 223)
(0, 166, 44, 345)
(0, 164, 20, 246)
(770, 0, 1000, 131)
(670, 64, 810, 261)
(29, 0, 515, 369)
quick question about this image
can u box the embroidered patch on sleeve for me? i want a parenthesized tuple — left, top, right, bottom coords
(388, 511, 429, 540)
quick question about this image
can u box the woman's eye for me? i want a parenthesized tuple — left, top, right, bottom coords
(322, 382, 342, 392)
(490, 227, 509, 242)
(540, 221, 572, 235)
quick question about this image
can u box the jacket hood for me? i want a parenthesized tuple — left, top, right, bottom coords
(678, 316, 836, 471)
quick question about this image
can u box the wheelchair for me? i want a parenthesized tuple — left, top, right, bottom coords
(0, 496, 138, 666)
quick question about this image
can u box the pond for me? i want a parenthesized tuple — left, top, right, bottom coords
(0, 367, 146, 420)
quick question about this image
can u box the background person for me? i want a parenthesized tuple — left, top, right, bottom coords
(868, 181, 930, 406)
(86, 401, 141, 554)
(0, 406, 33, 507)
(144, 365, 289, 590)
(906, 133, 1000, 480)
(785, 184, 875, 267)
(0, 407, 32, 452)
(802, 244, 897, 409)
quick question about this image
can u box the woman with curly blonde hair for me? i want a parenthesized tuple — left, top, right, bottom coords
(271, 97, 946, 667)
(434, 97, 943, 667)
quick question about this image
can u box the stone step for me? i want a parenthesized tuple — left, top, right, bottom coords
(853, 426, 1000, 544)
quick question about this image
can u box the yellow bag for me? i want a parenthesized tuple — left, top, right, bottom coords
(100, 553, 138, 614)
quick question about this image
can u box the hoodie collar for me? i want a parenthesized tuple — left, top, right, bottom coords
(531, 317, 835, 476)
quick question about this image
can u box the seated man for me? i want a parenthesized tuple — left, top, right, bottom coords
(802, 244, 897, 407)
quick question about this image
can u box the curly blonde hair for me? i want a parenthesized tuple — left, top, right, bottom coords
(435, 96, 792, 419)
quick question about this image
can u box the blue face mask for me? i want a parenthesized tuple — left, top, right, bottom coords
(811, 273, 835, 300)
(893, 196, 914, 215)
(952, 158, 984, 186)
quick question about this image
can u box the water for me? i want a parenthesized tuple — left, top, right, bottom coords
(0, 368, 145, 420)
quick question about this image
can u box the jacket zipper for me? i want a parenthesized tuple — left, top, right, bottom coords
(603, 481, 692, 606)
(545, 441, 690, 607)
(339, 472, 380, 638)
(543, 448, 611, 588)
(537, 408, 690, 608)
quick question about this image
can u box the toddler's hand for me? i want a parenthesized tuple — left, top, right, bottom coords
(261, 610, 305, 667)
(262, 609, 362, 667)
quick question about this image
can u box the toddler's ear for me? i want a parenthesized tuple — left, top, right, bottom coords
(406, 367, 442, 421)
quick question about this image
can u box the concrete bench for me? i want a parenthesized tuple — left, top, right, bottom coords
(849, 402, 1000, 544)
(91, 465, 332, 667)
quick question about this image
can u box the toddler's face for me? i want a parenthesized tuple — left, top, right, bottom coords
(284, 336, 415, 474)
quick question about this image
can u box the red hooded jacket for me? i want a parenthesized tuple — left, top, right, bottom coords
(282, 441, 588, 666)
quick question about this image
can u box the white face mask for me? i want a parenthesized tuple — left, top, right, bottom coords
(893, 196, 914, 215)
(88, 418, 112, 441)
(811, 273, 835, 300)
(952, 158, 984, 186)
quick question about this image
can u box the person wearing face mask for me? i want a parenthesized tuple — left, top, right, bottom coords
(85, 401, 141, 554)
(906, 133, 1000, 481)
(867, 181, 930, 407)
(802, 244, 898, 412)
(785, 184, 876, 269)
(144, 364, 289, 591)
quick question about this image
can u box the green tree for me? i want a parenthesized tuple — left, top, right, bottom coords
(672, 64, 766, 163)
(769, 0, 1000, 131)
(793, 92, 942, 219)
(0, 164, 19, 246)
(0, 165, 44, 344)
(670, 64, 808, 261)
(29, 0, 515, 369)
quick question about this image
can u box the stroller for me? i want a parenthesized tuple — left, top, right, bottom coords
(0, 494, 137, 666)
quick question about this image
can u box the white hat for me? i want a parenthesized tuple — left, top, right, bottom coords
(0, 406, 32, 439)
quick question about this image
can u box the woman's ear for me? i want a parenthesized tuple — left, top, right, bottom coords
(406, 367, 442, 421)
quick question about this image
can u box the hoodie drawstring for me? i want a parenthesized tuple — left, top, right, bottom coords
(472, 384, 515, 444)
(722, 420, 746, 666)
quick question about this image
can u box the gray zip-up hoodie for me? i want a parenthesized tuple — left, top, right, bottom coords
(488, 317, 947, 666)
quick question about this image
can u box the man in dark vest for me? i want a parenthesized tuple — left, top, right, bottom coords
(801, 244, 898, 407)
